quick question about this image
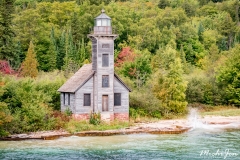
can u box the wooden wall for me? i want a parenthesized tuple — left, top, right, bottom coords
(95, 37, 115, 113)
(75, 77, 94, 114)
(60, 93, 75, 112)
(113, 77, 129, 113)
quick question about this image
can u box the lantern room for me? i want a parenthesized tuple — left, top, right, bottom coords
(94, 9, 111, 26)
(93, 9, 112, 34)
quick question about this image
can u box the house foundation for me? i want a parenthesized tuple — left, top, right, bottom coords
(72, 113, 129, 121)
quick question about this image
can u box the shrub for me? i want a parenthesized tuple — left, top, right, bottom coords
(0, 102, 12, 137)
(130, 89, 163, 118)
(64, 107, 72, 116)
(0, 73, 65, 134)
(51, 111, 71, 130)
(89, 112, 101, 125)
(186, 76, 222, 105)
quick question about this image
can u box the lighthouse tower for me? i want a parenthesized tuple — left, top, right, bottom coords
(88, 9, 118, 120)
(58, 10, 130, 121)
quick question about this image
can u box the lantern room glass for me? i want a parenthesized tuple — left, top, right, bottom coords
(95, 19, 111, 26)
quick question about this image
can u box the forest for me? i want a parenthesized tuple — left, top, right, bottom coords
(0, 0, 240, 136)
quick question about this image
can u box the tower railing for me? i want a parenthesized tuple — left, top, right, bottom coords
(89, 26, 117, 35)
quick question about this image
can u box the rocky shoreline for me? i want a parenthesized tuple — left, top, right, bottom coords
(0, 127, 191, 141)
(1, 115, 240, 141)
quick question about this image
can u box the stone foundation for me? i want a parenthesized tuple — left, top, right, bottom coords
(114, 113, 129, 121)
(101, 112, 114, 121)
(72, 113, 129, 121)
(72, 114, 89, 120)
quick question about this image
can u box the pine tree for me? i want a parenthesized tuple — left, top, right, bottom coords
(21, 41, 38, 78)
(198, 22, 204, 42)
(56, 30, 66, 70)
(77, 38, 87, 66)
(158, 0, 170, 9)
(153, 47, 188, 115)
(0, 0, 15, 62)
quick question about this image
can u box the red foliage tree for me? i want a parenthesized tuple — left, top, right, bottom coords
(115, 47, 136, 67)
(0, 60, 15, 74)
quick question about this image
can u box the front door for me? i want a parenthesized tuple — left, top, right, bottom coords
(102, 95, 108, 112)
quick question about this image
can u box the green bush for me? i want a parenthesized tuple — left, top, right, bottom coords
(130, 89, 163, 118)
(64, 107, 72, 116)
(0, 102, 12, 137)
(186, 76, 222, 105)
(89, 112, 101, 125)
(0, 73, 65, 134)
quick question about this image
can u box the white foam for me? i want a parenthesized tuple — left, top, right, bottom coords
(187, 108, 240, 132)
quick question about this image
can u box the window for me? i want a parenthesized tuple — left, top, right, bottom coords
(68, 93, 70, 105)
(102, 19, 107, 26)
(102, 75, 109, 87)
(97, 19, 101, 26)
(64, 93, 70, 105)
(63, 93, 65, 105)
(102, 54, 109, 67)
(84, 94, 91, 106)
(114, 93, 121, 106)
(102, 44, 110, 48)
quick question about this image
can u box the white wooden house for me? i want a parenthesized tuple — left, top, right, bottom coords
(58, 10, 131, 121)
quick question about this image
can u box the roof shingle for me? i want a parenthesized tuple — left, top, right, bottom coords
(57, 64, 94, 93)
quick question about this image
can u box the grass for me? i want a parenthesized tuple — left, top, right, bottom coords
(188, 103, 240, 116)
(65, 119, 133, 134)
(201, 108, 240, 116)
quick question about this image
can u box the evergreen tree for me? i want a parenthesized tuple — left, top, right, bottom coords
(216, 45, 240, 106)
(21, 41, 38, 78)
(0, 0, 15, 63)
(158, 0, 170, 9)
(56, 30, 66, 70)
(152, 47, 188, 115)
(71, 12, 81, 45)
(198, 22, 204, 42)
(77, 38, 88, 66)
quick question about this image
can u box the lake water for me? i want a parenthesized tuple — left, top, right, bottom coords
(0, 129, 240, 160)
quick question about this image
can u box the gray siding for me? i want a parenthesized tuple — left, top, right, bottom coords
(113, 77, 129, 113)
(75, 77, 94, 114)
(92, 38, 97, 71)
(60, 93, 75, 113)
(95, 38, 115, 113)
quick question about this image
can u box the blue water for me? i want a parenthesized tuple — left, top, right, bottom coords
(0, 129, 240, 160)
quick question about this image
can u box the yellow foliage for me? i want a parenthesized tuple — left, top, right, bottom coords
(21, 41, 39, 78)
(0, 102, 12, 126)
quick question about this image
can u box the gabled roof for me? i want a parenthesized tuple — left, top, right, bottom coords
(58, 64, 94, 93)
(58, 63, 131, 93)
(114, 74, 132, 92)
